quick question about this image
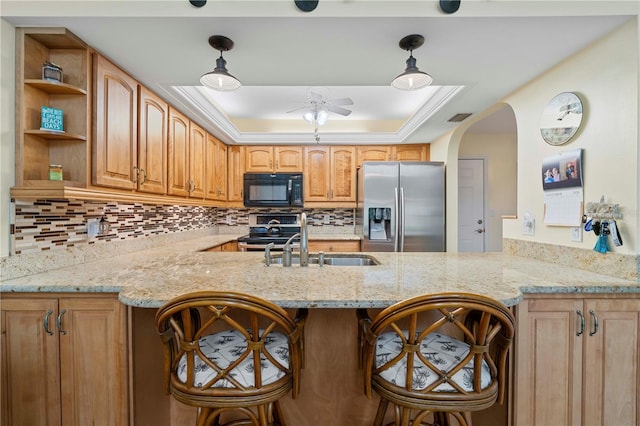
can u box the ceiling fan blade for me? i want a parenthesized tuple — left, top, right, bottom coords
(286, 106, 309, 114)
(308, 91, 323, 102)
(327, 105, 352, 116)
(329, 97, 353, 106)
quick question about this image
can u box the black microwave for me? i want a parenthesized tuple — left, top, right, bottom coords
(243, 173, 304, 207)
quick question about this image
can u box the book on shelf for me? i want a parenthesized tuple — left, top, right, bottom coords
(40, 106, 64, 132)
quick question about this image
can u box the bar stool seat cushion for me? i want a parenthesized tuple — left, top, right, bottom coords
(375, 331, 491, 392)
(177, 329, 289, 388)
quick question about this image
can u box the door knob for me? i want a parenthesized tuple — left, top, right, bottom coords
(474, 228, 485, 234)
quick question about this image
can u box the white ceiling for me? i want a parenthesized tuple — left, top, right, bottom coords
(2, 1, 636, 145)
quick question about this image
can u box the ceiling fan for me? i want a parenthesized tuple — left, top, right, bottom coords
(287, 88, 354, 127)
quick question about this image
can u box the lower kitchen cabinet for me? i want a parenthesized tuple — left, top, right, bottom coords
(514, 294, 640, 426)
(308, 240, 360, 252)
(1, 294, 128, 426)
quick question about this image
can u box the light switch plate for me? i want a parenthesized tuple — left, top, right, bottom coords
(87, 218, 99, 238)
(323, 214, 330, 224)
(522, 216, 535, 236)
(571, 227, 582, 242)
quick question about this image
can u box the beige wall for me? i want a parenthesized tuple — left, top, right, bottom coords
(1, 18, 15, 257)
(502, 19, 639, 255)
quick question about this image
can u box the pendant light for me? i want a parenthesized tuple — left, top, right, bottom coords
(391, 34, 433, 91)
(200, 35, 241, 91)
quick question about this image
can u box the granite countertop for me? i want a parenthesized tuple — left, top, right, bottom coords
(1, 235, 638, 309)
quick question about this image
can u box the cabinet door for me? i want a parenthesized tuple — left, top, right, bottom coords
(308, 240, 360, 252)
(227, 146, 244, 202)
(168, 107, 190, 197)
(583, 298, 640, 426)
(515, 298, 583, 426)
(189, 122, 206, 199)
(304, 146, 330, 202)
(205, 134, 218, 200)
(58, 296, 128, 426)
(1, 298, 61, 426)
(215, 139, 228, 201)
(357, 146, 391, 167)
(393, 144, 429, 162)
(274, 146, 303, 172)
(245, 147, 274, 172)
(93, 54, 138, 190)
(330, 146, 356, 201)
(138, 86, 167, 194)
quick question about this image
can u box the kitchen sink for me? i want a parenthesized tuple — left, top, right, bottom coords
(268, 253, 380, 266)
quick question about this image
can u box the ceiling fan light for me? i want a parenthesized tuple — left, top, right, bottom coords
(200, 54, 241, 91)
(392, 55, 432, 90)
(302, 111, 315, 124)
(316, 109, 329, 126)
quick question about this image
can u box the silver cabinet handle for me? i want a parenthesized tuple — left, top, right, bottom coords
(589, 309, 599, 336)
(576, 310, 585, 336)
(139, 168, 147, 185)
(43, 309, 54, 336)
(57, 309, 67, 335)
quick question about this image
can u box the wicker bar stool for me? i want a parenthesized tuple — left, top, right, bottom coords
(358, 293, 515, 426)
(155, 291, 308, 426)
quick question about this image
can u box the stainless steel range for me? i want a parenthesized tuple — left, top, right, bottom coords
(237, 213, 301, 251)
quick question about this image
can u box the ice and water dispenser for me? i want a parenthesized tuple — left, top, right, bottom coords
(368, 207, 391, 240)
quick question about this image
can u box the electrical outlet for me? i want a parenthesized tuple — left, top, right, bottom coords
(226, 215, 233, 225)
(323, 214, 330, 224)
(571, 227, 582, 242)
(522, 216, 535, 236)
(87, 218, 99, 238)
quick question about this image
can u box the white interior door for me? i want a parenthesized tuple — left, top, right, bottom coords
(458, 158, 486, 252)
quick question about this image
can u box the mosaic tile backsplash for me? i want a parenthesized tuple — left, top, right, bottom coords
(10, 199, 355, 255)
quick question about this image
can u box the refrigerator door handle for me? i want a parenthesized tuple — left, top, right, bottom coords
(399, 187, 405, 252)
(394, 187, 400, 252)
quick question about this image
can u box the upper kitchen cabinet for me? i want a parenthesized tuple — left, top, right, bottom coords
(357, 146, 391, 166)
(304, 146, 356, 205)
(227, 145, 245, 204)
(13, 28, 91, 194)
(205, 134, 227, 201)
(137, 86, 168, 194)
(356, 144, 430, 167)
(245, 146, 303, 172)
(93, 54, 138, 190)
(167, 107, 206, 199)
(393, 144, 429, 162)
(94, 56, 169, 195)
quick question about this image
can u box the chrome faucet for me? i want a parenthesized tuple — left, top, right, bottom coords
(264, 242, 275, 267)
(282, 232, 300, 267)
(299, 212, 309, 267)
(281, 213, 309, 267)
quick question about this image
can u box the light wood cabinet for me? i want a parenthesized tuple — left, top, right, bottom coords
(167, 107, 206, 199)
(189, 121, 206, 199)
(514, 294, 640, 426)
(93, 54, 138, 190)
(137, 86, 168, 194)
(205, 241, 238, 252)
(227, 145, 245, 203)
(357, 144, 429, 167)
(304, 146, 356, 203)
(245, 146, 303, 172)
(357, 146, 392, 165)
(206, 134, 227, 201)
(308, 240, 360, 252)
(393, 144, 429, 161)
(1, 294, 128, 426)
(14, 28, 91, 189)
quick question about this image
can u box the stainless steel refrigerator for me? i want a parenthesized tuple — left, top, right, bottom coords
(357, 161, 445, 252)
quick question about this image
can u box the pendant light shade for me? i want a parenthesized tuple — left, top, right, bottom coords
(200, 35, 241, 91)
(391, 34, 432, 91)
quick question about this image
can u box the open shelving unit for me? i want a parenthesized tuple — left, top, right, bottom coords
(13, 27, 92, 196)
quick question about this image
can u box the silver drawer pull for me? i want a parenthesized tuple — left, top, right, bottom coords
(589, 310, 599, 336)
(576, 310, 585, 336)
(43, 309, 54, 336)
(57, 309, 67, 335)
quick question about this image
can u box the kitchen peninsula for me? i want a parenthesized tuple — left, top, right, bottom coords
(2, 236, 638, 426)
